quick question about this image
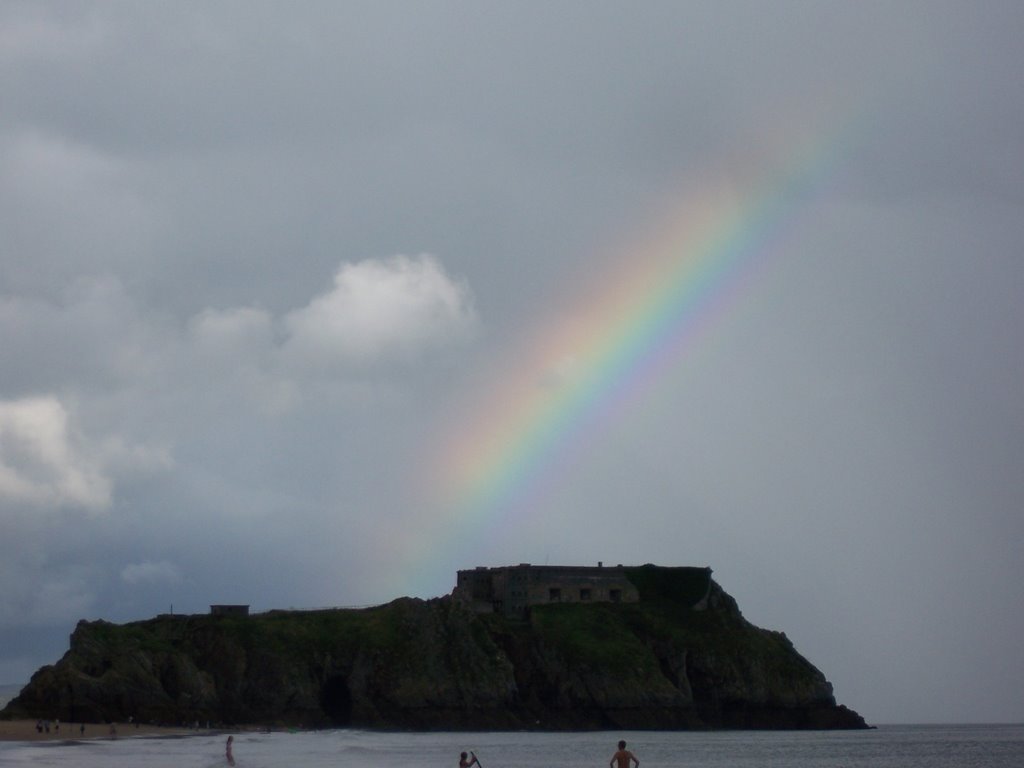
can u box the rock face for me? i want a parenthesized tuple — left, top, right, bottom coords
(1, 570, 868, 730)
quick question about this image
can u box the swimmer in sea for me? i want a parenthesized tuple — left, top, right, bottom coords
(610, 740, 639, 768)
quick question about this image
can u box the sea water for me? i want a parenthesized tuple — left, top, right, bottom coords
(1, 724, 1022, 768)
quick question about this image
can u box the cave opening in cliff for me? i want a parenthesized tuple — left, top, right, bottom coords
(320, 676, 353, 725)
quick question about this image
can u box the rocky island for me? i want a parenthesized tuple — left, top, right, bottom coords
(1, 565, 867, 730)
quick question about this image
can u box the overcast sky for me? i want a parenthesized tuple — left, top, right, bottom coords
(2, 1, 1022, 725)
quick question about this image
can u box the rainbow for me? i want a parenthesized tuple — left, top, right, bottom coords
(398, 129, 850, 594)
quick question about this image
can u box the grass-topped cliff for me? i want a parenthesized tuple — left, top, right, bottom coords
(1, 568, 867, 730)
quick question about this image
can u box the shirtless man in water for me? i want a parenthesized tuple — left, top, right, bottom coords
(610, 740, 639, 768)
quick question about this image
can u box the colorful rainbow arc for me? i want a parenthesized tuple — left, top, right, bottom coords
(400, 129, 851, 592)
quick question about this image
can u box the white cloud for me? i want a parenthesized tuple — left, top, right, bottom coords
(176, 256, 477, 412)
(282, 255, 478, 367)
(0, 396, 112, 511)
(120, 560, 182, 586)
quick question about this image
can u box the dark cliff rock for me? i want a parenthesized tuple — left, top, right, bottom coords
(1, 574, 868, 730)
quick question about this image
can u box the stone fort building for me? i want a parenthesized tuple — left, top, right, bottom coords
(455, 562, 713, 618)
(455, 563, 638, 618)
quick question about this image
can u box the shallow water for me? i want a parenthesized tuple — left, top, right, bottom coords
(1, 724, 1022, 768)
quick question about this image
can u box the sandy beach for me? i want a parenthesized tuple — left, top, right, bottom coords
(0, 719, 200, 742)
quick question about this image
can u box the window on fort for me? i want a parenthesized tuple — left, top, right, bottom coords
(610, 589, 621, 602)
(549, 588, 561, 602)
(580, 588, 591, 601)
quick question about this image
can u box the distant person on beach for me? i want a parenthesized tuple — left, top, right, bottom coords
(460, 750, 479, 768)
(226, 734, 235, 765)
(610, 740, 639, 768)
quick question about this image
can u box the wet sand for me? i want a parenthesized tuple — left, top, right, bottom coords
(0, 719, 198, 742)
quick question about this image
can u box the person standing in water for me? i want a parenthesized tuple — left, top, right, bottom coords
(226, 734, 235, 766)
(610, 740, 639, 768)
